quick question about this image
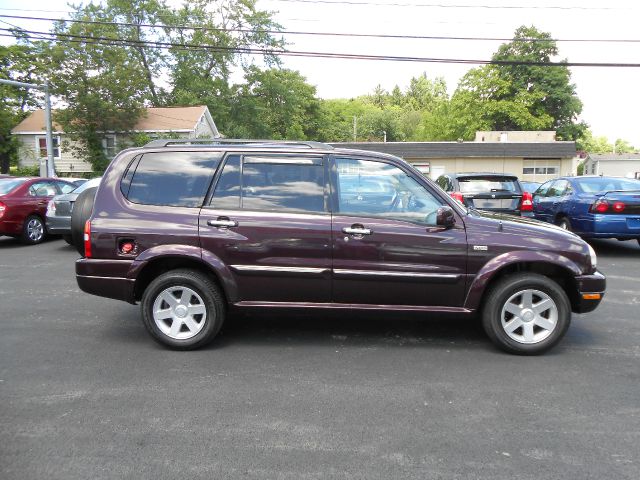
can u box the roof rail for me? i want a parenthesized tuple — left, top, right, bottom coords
(143, 138, 334, 149)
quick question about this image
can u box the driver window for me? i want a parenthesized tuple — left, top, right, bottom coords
(335, 157, 443, 225)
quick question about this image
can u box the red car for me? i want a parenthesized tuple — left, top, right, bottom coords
(0, 177, 77, 244)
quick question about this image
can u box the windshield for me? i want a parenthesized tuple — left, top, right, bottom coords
(72, 177, 101, 194)
(0, 178, 28, 195)
(575, 177, 640, 193)
(458, 177, 520, 193)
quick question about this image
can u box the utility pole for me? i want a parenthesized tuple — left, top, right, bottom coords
(0, 78, 56, 177)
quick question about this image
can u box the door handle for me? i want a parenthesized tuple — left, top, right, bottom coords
(342, 226, 372, 235)
(207, 218, 238, 228)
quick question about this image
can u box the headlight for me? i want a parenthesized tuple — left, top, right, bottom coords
(587, 243, 597, 271)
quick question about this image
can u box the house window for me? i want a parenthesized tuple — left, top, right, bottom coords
(36, 136, 61, 159)
(523, 159, 561, 178)
(102, 135, 117, 158)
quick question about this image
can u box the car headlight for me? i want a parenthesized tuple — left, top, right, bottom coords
(587, 243, 597, 271)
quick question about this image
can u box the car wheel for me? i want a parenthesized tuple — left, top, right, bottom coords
(482, 273, 571, 355)
(21, 215, 46, 244)
(71, 186, 97, 256)
(141, 269, 225, 350)
(557, 217, 571, 231)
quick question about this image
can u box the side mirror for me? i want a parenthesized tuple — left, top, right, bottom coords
(436, 206, 456, 228)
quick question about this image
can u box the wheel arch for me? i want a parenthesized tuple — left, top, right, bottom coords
(129, 249, 238, 305)
(465, 252, 581, 312)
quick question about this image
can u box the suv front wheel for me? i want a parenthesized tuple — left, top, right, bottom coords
(482, 273, 571, 355)
(141, 269, 225, 350)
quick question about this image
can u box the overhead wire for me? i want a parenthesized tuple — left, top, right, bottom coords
(0, 13, 638, 43)
(1, 28, 639, 68)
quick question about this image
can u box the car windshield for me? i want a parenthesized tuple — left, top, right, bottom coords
(458, 177, 519, 193)
(0, 178, 27, 195)
(575, 177, 640, 193)
(71, 177, 101, 194)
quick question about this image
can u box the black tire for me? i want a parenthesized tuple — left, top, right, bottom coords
(556, 216, 571, 231)
(482, 273, 571, 355)
(141, 269, 225, 350)
(71, 186, 97, 256)
(62, 234, 73, 245)
(21, 215, 46, 245)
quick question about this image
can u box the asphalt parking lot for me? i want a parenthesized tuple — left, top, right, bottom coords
(1, 236, 639, 479)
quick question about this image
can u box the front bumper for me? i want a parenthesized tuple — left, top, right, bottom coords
(76, 258, 136, 303)
(572, 270, 606, 314)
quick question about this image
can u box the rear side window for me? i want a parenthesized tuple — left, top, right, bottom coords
(125, 152, 222, 207)
(457, 177, 520, 194)
(209, 155, 326, 213)
(242, 157, 325, 212)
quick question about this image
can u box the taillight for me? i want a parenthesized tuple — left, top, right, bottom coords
(590, 199, 609, 213)
(450, 191, 464, 203)
(0, 201, 5, 219)
(520, 191, 533, 212)
(612, 201, 625, 213)
(83, 220, 92, 258)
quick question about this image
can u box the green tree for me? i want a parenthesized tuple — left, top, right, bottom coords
(490, 25, 586, 140)
(228, 67, 320, 139)
(0, 40, 49, 173)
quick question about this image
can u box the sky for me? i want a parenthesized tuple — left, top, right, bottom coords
(1, 0, 639, 147)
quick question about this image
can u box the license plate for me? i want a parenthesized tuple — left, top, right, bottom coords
(626, 217, 640, 229)
(472, 199, 513, 209)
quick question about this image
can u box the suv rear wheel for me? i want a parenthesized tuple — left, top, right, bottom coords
(482, 273, 571, 355)
(141, 269, 225, 350)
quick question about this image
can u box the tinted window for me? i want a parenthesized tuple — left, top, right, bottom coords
(29, 182, 57, 197)
(457, 177, 520, 194)
(535, 180, 553, 197)
(126, 152, 222, 207)
(575, 177, 640, 193)
(336, 158, 443, 225)
(547, 180, 569, 197)
(210, 155, 241, 209)
(240, 156, 325, 213)
(56, 181, 76, 194)
(0, 178, 27, 194)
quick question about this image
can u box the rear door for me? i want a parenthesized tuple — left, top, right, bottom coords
(199, 153, 332, 304)
(330, 156, 468, 307)
(457, 176, 523, 214)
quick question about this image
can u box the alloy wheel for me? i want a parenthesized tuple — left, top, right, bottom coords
(500, 289, 558, 344)
(152, 286, 208, 340)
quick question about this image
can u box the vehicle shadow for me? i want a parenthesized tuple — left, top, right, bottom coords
(588, 238, 640, 257)
(0, 235, 63, 249)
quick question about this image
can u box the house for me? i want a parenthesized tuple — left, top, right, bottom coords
(11, 105, 219, 174)
(582, 153, 640, 179)
(333, 131, 578, 181)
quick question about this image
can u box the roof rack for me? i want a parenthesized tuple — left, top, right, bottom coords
(144, 138, 334, 150)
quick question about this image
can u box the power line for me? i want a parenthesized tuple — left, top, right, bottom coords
(1, 13, 639, 44)
(2, 28, 639, 68)
(267, 0, 620, 9)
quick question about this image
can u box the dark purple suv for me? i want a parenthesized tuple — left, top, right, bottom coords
(76, 139, 605, 354)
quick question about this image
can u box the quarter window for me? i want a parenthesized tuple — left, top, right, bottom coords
(335, 158, 443, 225)
(125, 152, 222, 207)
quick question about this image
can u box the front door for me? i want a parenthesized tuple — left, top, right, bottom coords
(199, 153, 332, 304)
(330, 156, 468, 307)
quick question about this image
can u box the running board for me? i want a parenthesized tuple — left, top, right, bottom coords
(233, 301, 473, 314)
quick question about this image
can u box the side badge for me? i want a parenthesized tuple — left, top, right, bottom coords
(473, 245, 488, 251)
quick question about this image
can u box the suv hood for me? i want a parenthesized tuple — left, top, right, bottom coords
(469, 209, 581, 240)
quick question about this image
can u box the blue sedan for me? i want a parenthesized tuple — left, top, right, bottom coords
(532, 176, 640, 245)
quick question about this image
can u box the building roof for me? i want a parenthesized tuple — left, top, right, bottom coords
(589, 153, 640, 162)
(11, 106, 212, 134)
(331, 141, 576, 159)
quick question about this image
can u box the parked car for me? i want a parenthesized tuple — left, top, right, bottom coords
(0, 177, 77, 244)
(46, 177, 102, 244)
(520, 181, 542, 194)
(532, 176, 640, 245)
(75, 139, 605, 354)
(435, 173, 533, 217)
